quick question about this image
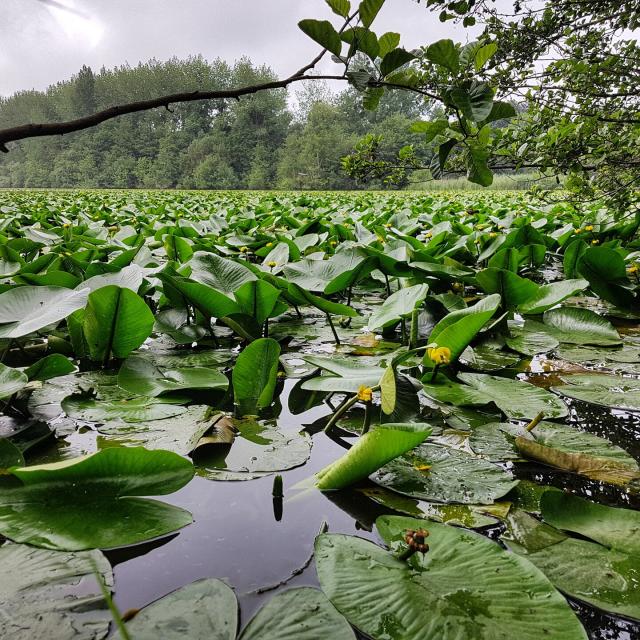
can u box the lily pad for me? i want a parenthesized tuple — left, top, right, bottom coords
(504, 509, 640, 620)
(0, 543, 112, 640)
(543, 307, 622, 346)
(423, 372, 568, 420)
(552, 374, 640, 412)
(96, 406, 220, 455)
(371, 443, 518, 504)
(0, 447, 194, 550)
(118, 355, 228, 397)
(62, 392, 188, 423)
(315, 518, 587, 640)
(194, 417, 311, 478)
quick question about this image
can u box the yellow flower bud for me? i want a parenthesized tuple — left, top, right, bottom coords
(63, 223, 70, 229)
(240, 246, 248, 253)
(267, 261, 277, 267)
(330, 241, 338, 246)
(574, 228, 582, 234)
(427, 346, 452, 365)
(357, 385, 373, 402)
(266, 242, 273, 248)
(591, 239, 599, 245)
(425, 232, 433, 239)
(585, 225, 594, 231)
(489, 232, 497, 238)
(628, 265, 638, 274)
(384, 223, 392, 229)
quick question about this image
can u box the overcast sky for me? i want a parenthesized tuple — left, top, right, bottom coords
(0, 0, 472, 97)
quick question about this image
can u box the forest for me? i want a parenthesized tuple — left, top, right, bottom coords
(0, 57, 430, 190)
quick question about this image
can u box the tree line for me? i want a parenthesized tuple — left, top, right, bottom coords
(0, 57, 427, 190)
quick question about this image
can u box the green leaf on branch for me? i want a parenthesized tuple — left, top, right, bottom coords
(326, 0, 351, 18)
(359, 0, 385, 28)
(298, 20, 343, 58)
(425, 39, 459, 73)
(380, 48, 415, 77)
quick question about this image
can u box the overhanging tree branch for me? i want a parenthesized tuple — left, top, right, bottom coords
(0, 10, 363, 152)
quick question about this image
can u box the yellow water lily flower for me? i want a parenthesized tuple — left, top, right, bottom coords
(427, 346, 452, 365)
(628, 265, 638, 274)
(489, 232, 497, 238)
(357, 385, 373, 402)
(425, 232, 433, 239)
(266, 242, 273, 248)
(267, 261, 277, 267)
(240, 246, 249, 253)
(574, 228, 583, 234)
(585, 225, 594, 231)
(591, 239, 599, 245)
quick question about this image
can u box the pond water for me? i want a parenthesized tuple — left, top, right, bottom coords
(51, 377, 639, 640)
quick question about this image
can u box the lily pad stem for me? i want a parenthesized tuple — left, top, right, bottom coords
(326, 314, 341, 345)
(429, 364, 440, 383)
(362, 400, 373, 434)
(409, 307, 419, 350)
(526, 411, 545, 432)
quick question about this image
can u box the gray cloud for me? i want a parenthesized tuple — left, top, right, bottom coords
(0, 0, 470, 96)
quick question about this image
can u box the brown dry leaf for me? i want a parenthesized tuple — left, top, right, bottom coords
(515, 437, 640, 487)
(193, 415, 237, 451)
(352, 333, 380, 348)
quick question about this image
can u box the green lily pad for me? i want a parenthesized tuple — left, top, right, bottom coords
(0, 363, 28, 400)
(371, 443, 518, 504)
(0, 447, 194, 550)
(543, 307, 622, 346)
(423, 372, 568, 420)
(62, 392, 188, 424)
(194, 417, 311, 479)
(96, 406, 219, 455)
(504, 509, 640, 620)
(315, 518, 587, 640)
(118, 355, 228, 397)
(552, 374, 640, 411)
(0, 543, 112, 640)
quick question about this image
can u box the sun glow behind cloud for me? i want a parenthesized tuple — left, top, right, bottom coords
(45, 0, 104, 48)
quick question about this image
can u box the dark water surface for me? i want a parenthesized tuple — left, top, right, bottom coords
(94, 379, 640, 640)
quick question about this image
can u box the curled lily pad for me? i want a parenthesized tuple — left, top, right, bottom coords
(371, 443, 518, 504)
(0, 447, 195, 550)
(0, 543, 112, 640)
(316, 423, 432, 491)
(315, 518, 587, 640)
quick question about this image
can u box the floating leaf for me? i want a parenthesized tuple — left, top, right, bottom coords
(504, 509, 640, 621)
(423, 372, 568, 420)
(315, 518, 587, 640)
(0, 448, 194, 550)
(0, 543, 112, 640)
(118, 355, 228, 398)
(552, 373, 640, 412)
(371, 443, 518, 504)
